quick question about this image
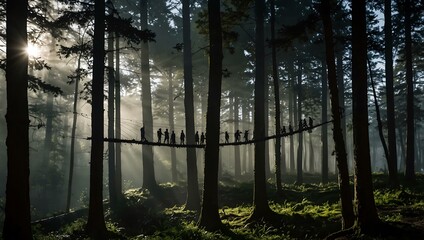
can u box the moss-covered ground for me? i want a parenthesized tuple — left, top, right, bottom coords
(32, 173, 424, 239)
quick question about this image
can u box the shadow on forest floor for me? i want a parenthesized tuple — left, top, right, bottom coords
(28, 173, 424, 239)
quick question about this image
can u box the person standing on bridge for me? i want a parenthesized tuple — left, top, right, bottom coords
(180, 130, 185, 145)
(281, 126, 286, 136)
(308, 117, 313, 133)
(195, 131, 200, 144)
(200, 132, 206, 144)
(157, 128, 163, 143)
(164, 129, 170, 143)
(225, 131, 229, 143)
(244, 130, 249, 142)
(171, 130, 176, 144)
(235, 130, 241, 142)
(140, 126, 147, 142)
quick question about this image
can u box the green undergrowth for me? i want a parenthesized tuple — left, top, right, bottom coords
(31, 174, 424, 239)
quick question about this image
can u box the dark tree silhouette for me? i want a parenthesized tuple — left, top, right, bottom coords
(198, 0, 224, 231)
(270, 0, 282, 193)
(351, 0, 379, 231)
(321, 60, 329, 184)
(404, 0, 415, 182)
(384, 0, 398, 186)
(3, 0, 33, 238)
(140, 0, 157, 190)
(86, 0, 107, 237)
(249, 0, 274, 220)
(320, 0, 354, 228)
(183, 0, 201, 211)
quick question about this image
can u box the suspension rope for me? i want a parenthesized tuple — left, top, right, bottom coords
(86, 119, 335, 148)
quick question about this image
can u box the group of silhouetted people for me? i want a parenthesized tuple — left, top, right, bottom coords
(140, 126, 206, 145)
(281, 116, 314, 136)
(224, 130, 250, 143)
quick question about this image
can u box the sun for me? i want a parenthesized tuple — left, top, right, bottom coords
(26, 43, 41, 57)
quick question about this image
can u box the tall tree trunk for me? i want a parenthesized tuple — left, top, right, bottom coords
(198, 0, 223, 230)
(44, 94, 54, 165)
(270, 0, 282, 192)
(288, 60, 295, 173)
(264, 80, 270, 178)
(3, 0, 33, 238)
(66, 55, 82, 213)
(321, 0, 355, 228)
(182, 0, 200, 210)
(140, 0, 157, 190)
(296, 62, 303, 184)
(352, 0, 379, 231)
(234, 96, 241, 178)
(321, 60, 329, 183)
(249, 0, 273, 220)
(87, 0, 107, 237)
(384, 0, 398, 186)
(404, 0, 415, 182)
(336, 49, 348, 170)
(309, 133, 314, 173)
(107, 30, 117, 209)
(368, 57, 390, 176)
(168, 69, 178, 182)
(115, 33, 122, 199)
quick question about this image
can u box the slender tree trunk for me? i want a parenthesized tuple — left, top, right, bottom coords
(249, 0, 273, 220)
(107, 30, 117, 209)
(168, 70, 178, 182)
(270, 0, 282, 192)
(66, 55, 82, 213)
(352, 0, 379, 231)
(182, 0, 200, 210)
(296, 62, 303, 184)
(198, 0, 223, 230)
(234, 96, 241, 178)
(321, 60, 329, 183)
(115, 33, 122, 198)
(288, 60, 295, 173)
(140, 0, 157, 190)
(336, 49, 348, 170)
(404, 0, 415, 182)
(87, 0, 107, 237)
(321, 0, 355, 228)
(3, 0, 33, 238)
(368, 57, 390, 176)
(309, 133, 314, 173)
(384, 0, 398, 186)
(398, 127, 406, 171)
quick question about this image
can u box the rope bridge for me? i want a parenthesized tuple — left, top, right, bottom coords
(87, 120, 334, 148)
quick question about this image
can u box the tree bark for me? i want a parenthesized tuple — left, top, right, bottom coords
(140, 0, 157, 190)
(182, 0, 200, 210)
(270, 0, 282, 192)
(198, 0, 223, 231)
(66, 55, 82, 213)
(352, 0, 380, 231)
(234, 96, 241, 178)
(384, 0, 398, 186)
(107, 29, 117, 209)
(296, 62, 303, 184)
(115, 32, 123, 199)
(404, 0, 415, 182)
(87, 0, 107, 237)
(3, 0, 33, 238)
(168, 69, 178, 182)
(321, 0, 355, 228)
(321, 60, 329, 183)
(249, 0, 273, 220)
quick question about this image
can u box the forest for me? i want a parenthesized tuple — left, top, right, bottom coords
(1, 0, 424, 239)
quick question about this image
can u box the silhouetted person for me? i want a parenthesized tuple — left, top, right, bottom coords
(303, 118, 308, 129)
(244, 130, 249, 142)
(140, 126, 147, 142)
(235, 130, 240, 142)
(180, 130, 185, 145)
(200, 132, 205, 144)
(195, 131, 200, 144)
(170, 130, 176, 144)
(281, 126, 286, 136)
(164, 128, 170, 144)
(225, 131, 229, 143)
(157, 128, 163, 143)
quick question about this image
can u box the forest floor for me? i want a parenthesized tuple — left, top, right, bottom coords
(31, 173, 424, 239)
